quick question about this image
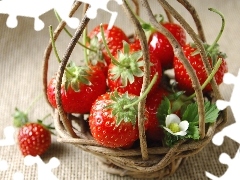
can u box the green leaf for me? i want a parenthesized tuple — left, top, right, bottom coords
(182, 102, 199, 123)
(164, 132, 183, 147)
(204, 101, 219, 123)
(157, 97, 171, 126)
(182, 101, 219, 124)
(186, 123, 200, 140)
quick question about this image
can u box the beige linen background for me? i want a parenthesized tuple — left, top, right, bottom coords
(0, 1, 239, 179)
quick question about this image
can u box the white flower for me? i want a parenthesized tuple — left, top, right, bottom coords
(163, 114, 189, 136)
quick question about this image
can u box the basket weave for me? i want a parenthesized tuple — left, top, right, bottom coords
(43, 0, 228, 179)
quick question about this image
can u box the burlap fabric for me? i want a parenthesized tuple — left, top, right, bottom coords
(0, 1, 239, 179)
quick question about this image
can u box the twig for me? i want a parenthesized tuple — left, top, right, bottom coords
(122, 0, 149, 161)
(177, 0, 206, 42)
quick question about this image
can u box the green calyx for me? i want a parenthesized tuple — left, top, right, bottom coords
(37, 115, 55, 135)
(190, 43, 226, 66)
(110, 41, 144, 87)
(86, 35, 105, 66)
(13, 108, 29, 128)
(63, 62, 92, 92)
(105, 91, 139, 126)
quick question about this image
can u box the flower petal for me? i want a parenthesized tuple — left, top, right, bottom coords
(163, 126, 174, 135)
(179, 121, 189, 132)
(166, 114, 181, 127)
(174, 131, 187, 136)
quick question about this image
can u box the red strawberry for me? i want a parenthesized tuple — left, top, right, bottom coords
(47, 62, 107, 113)
(13, 108, 53, 156)
(88, 24, 129, 65)
(173, 43, 228, 94)
(145, 88, 169, 142)
(107, 41, 162, 96)
(18, 122, 52, 156)
(89, 91, 149, 148)
(148, 22, 186, 70)
(174, 8, 229, 94)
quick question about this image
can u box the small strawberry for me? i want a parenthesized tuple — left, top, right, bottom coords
(107, 41, 162, 96)
(88, 24, 129, 65)
(89, 91, 148, 148)
(18, 121, 52, 156)
(47, 62, 107, 113)
(13, 108, 54, 156)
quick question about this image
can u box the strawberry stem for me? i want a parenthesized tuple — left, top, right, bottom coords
(49, 26, 75, 77)
(99, 23, 124, 67)
(83, 28, 89, 65)
(25, 93, 44, 114)
(123, 73, 158, 109)
(207, 8, 225, 53)
(49, 25, 61, 63)
(186, 58, 223, 100)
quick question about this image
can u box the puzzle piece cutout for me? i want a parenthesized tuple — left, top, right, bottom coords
(0, 0, 122, 31)
(0, 0, 79, 31)
(0, 126, 15, 146)
(24, 155, 60, 180)
(12, 172, 24, 180)
(79, 0, 123, 29)
(212, 69, 240, 145)
(206, 147, 240, 180)
(0, 159, 9, 171)
(205, 69, 240, 179)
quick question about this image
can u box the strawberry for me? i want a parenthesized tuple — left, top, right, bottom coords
(13, 108, 53, 156)
(88, 24, 129, 65)
(148, 22, 186, 70)
(18, 122, 52, 156)
(174, 8, 228, 94)
(89, 91, 149, 148)
(47, 62, 107, 114)
(88, 72, 159, 148)
(107, 41, 162, 96)
(145, 87, 169, 142)
(173, 43, 228, 94)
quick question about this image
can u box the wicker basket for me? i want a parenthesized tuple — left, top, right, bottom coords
(42, 0, 228, 179)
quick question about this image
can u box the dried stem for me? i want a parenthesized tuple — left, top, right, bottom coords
(122, 0, 149, 161)
(177, 0, 206, 42)
(164, 8, 174, 23)
(132, 0, 140, 16)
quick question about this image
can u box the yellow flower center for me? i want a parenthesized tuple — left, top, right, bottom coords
(168, 123, 180, 133)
